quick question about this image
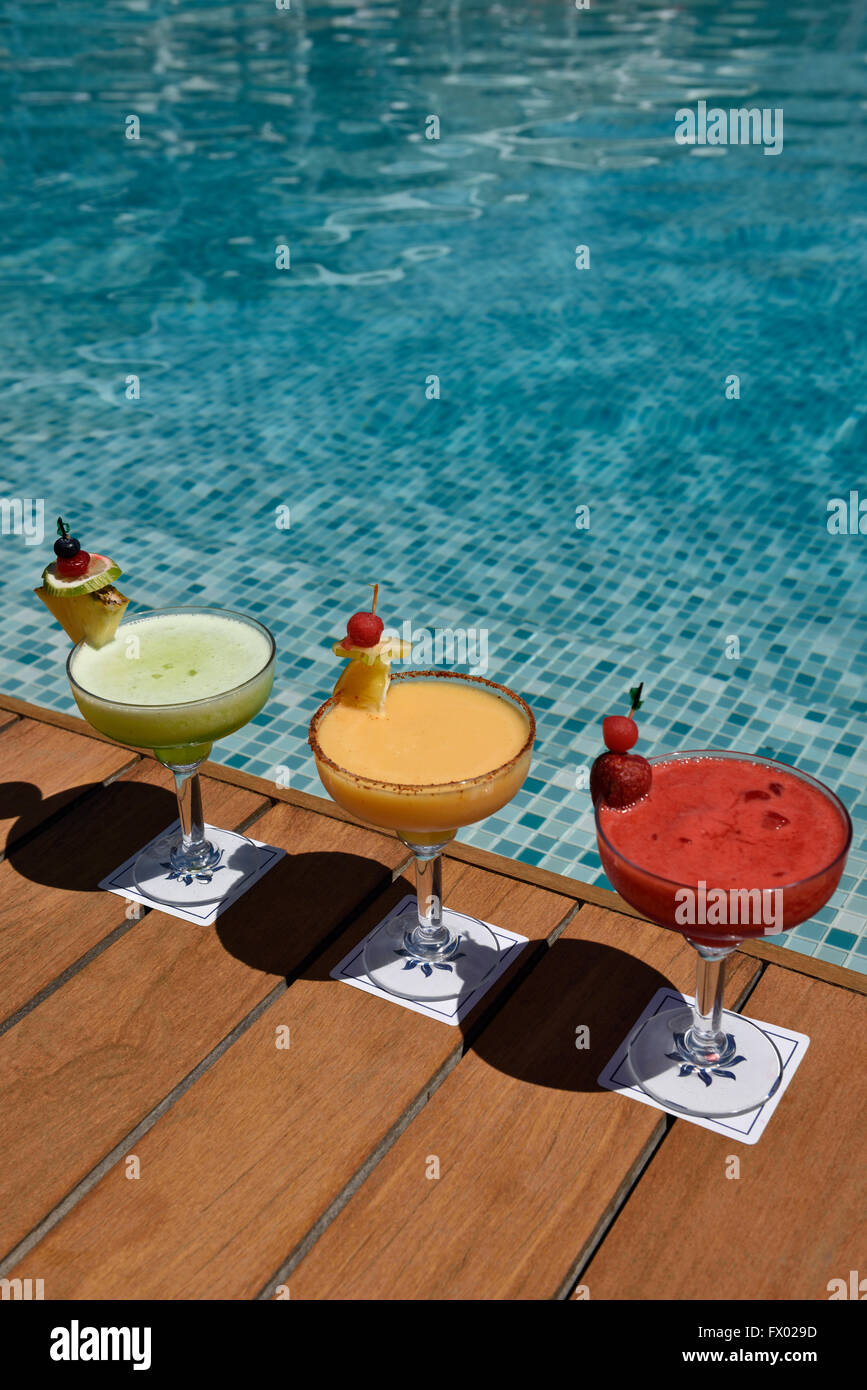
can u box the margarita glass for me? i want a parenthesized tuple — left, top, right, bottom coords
(596, 750, 852, 1116)
(68, 606, 275, 907)
(309, 671, 535, 1001)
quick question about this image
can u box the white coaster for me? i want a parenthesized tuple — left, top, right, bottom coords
(100, 819, 285, 927)
(332, 893, 529, 1025)
(598, 987, 810, 1145)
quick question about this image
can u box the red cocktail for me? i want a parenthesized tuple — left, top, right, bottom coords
(596, 750, 851, 1116)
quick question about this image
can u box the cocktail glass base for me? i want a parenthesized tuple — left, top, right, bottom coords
(626, 1005, 784, 1118)
(363, 908, 500, 1002)
(133, 827, 263, 908)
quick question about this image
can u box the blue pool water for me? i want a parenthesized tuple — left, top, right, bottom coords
(1, 0, 865, 970)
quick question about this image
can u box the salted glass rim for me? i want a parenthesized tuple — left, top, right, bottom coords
(594, 747, 853, 895)
(66, 605, 276, 712)
(308, 669, 536, 795)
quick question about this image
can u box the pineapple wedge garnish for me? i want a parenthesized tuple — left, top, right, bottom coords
(331, 634, 411, 714)
(35, 517, 129, 648)
(35, 583, 129, 648)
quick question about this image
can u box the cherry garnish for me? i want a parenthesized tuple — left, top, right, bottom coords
(346, 611, 384, 648)
(345, 582, 384, 648)
(56, 550, 91, 578)
(602, 715, 638, 753)
(602, 683, 644, 753)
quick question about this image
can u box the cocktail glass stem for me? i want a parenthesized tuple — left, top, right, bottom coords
(682, 942, 737, 1066)
(167, 761, 221, 875)
(362, 834, 500, 1000)
(404, 844, 458, 961)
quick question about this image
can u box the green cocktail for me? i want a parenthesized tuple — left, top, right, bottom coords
(68, 606, 275, 908)
(69, 610, 275, 763)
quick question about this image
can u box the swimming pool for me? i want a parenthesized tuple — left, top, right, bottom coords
(2, 0, 865, 970)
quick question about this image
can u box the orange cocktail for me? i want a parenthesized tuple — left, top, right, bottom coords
(310, 668, 535, 1003)
(312, 673, 532, 844)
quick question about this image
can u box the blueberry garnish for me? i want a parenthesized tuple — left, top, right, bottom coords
(53, 516, 80, 560)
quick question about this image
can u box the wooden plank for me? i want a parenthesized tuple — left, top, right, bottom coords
(7, 864, 574, 1297)
(578, 966, 867, 1300)
(735, 936, 867, 996)
(200, 758, 372, 828)
(120, 769, 867, 997)
(0, 712, 19, 734)
(448, 845, 867, 996)
(0, 718, 137, 855)
(286, 905, 762, 1300)
(0, 761, 268, 1027)
(444, 837, 641, 915)
(3, 693, 865, 998)
(0, 692, 147, 753)
(0, 801, 406, 1261)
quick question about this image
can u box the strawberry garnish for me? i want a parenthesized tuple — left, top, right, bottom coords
(592, 682, 651, 807)
(591, 751, 652, 809)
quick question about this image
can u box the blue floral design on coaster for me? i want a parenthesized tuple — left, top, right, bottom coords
(160, 860, 225, 887)
(394, 935, 467, 979)
(665, 1031, 746, 1087)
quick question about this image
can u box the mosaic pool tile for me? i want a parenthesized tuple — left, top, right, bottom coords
(0, 0, 864, 973)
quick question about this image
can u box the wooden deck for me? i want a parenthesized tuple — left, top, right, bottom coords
(0, 693, 863, 1301)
